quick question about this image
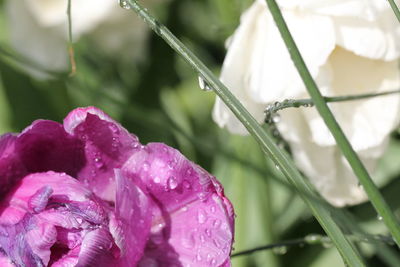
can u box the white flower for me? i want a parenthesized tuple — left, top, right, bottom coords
(5, 0, 163, 78)
(213, 0, 400, 207)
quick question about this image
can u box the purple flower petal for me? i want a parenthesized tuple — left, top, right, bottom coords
(0, 121, 85, 201)
(114, 170, 152, 266)
(75, 228, 116, 267)
(0, 172, 119, 266)
(63, 107, 141, 201)
(122, 143, 234, 266)
(16, 120, 85, 177)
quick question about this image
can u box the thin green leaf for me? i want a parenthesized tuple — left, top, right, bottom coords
(264, 0, 400, 248)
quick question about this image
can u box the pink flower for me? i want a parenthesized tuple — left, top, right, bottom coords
(0, 107, 234, 266)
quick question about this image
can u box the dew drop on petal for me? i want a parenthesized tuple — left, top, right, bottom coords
(153, 176, 161, 184)
(212, 219, 221, 228)
(210, 206, 216, 213)
(197, 209, 207, 224)
(167, 176, 178, 190)
(182, 180, 191, 189)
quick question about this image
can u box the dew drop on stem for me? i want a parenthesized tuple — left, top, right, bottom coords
(198, 76, 213, 91)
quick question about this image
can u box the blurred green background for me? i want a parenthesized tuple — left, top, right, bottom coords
(1, 1, 400, 266)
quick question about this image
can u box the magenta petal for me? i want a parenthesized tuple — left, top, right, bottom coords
(16, 120, 85, 177)
(0, 133, 23, 200)
(63, 107, 140, 201)
(0, 121, 85, 202)
(123, 143, 234, 266)
(114, 170, 152, 266)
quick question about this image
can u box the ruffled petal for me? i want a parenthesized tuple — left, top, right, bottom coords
(213, 1, 335, 134)
(76, 228, 115, 267)
(0, 171, 118, 265)
(63, 107, 140, 201)
(114, 170, 152, 266)
(123, 143, 234, 266)
(334, 12, 400, 60)
(302, 47, 400, 151)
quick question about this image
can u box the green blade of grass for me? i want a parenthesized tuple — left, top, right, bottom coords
(264, 0, 400, 248)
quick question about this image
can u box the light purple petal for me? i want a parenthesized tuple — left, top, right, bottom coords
(123, 143, 234, 266)
(76, 228, 116, 267)
(114, 170, 152, 266)
(0, 172, 118, 266)
(63, 107, 140, 201)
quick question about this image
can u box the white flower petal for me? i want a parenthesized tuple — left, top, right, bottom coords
(303, 47, 400, 150)
(247, 3, 335, 103)
(334, 12, 400, 60)
(6, 0, 68, 78)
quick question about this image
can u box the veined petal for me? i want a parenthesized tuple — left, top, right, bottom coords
(63, 107, 140, 201)
(122, 143, 234, 266)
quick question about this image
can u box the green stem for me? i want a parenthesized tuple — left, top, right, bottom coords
(265, 89, 400, 122)
(232, 234, 394, 258)
(265, 0, 400, 248)
(125, 1, 365, 266)
(387, 0, 400, 23)
(67, 0, 76, 76)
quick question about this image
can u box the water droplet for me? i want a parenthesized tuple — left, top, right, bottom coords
(118, 0, 130, 9)
(181, 206, 188, 212)
(153, 176, 161, 184)
(182, 180, 191, 189)
(167, 176, 178, 190)
(197, 209, 207, 224)
(198, 192, 206, 201)
(198, 76, 212, 91)
(212, 219, 221, 228)
(272, 113, 281, 123)
(205, 228, 212, 237)
(275, 164, 280, 170)
(272, 246, 288, 255)
(110, 124, 119, 134)
(210, 206, 216, 213)
(94, 157, 104, 169)
(305, 234, 321, 244)
(143, 162, 150, 172)
(196, 252, 202, 261)
(377, 214, 383, 221)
